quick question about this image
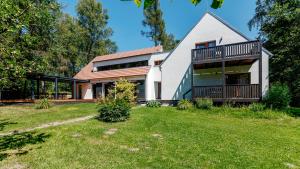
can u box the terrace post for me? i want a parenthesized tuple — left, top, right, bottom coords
(37, 79, 40, 99)
(222, 45, 226, 99)
(191, 50, 194, 100)
(73, 80, 77, 100)
(54, 78, 58, 100)
(31, 79, 35, 100)
(259, 42, 263, 100)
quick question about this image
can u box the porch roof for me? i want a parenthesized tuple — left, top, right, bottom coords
(74, 65, 151, 80)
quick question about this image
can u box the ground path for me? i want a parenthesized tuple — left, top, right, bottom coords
(0, 115, 95, 137)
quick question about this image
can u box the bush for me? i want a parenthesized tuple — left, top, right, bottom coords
(263, 83, 291, 109)
(177, 99, 193, 110)
(98, 99, 131, 122)
(146, 100, 161, 108)
(249, 103, 265, 112)
(107, 79, 136, 105)
(195, 98, 213, 109)
(35, 98, 51, 109)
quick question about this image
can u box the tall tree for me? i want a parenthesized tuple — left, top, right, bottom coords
(47, 14, 85, 77)
(76, 0, 117, 66)
(0, 0, 60, 90)
(141, 0, 178, 51)
(249, 0, 300, 105)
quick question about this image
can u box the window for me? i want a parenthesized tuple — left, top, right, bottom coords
(195, 41, 216, 49)
(97, 60, 148, 72)
(154, 60, 163, 66)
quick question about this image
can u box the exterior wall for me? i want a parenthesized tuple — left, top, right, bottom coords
(146, 52, 169, 100)
(161, 13, 254, 100)
(262, 51, 269, 97)
(79, 83, 93, 99)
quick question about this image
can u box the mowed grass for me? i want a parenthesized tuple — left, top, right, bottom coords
(1, 106, 300, 169)
(0, 103, 97, 132)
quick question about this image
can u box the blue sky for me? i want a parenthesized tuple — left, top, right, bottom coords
(58, 0, 259, 52)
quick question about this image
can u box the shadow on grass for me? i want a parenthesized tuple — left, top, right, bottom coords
(0, 132, 50, 161)
(0, 119, 17, 131)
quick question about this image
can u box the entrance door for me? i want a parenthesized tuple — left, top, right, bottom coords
(155, 82, 161, 99)
(78, 85, 82, 99)
(92, 83, 102, 99)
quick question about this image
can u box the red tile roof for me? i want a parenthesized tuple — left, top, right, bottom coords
(74, 46, 161, 80)
(92, 46, 163, 63)
(74, 65, 150, 80)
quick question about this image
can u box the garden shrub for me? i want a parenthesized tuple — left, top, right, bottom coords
(249, 103, 266, 112)
(177, 99, 193, 110)
(195, 98, 213, 109)
(146, 100, 161, 108)
(263, 83, 291, 109)
(98, 99, 131, 122)
(107, 79, 136, 105)
(35, 98, 51, 109)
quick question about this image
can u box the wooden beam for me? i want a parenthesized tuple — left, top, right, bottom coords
(259, 42, 263, 100)
(222, 46, 226, 99)
(54, 78, 58, 100)
(73, 80, 76, 99)
(31, 79, 35, 100)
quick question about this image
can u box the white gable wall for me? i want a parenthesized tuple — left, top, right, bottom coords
(161, 12, 262, 100)
(146, 52, 169, 100)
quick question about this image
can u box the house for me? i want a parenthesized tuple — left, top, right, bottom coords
(74, 12, 271, 102)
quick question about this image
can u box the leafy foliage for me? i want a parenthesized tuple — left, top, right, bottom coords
(195, 98, 213, 110)
(249, 0, 300, 106)
(263, 83, 291, 109)
(0, 0, 60, 90)
(142, 0, 178, 51)
(98, 99, 131, 122)
(131, 0, 224, 9)
(77, 0, 117, 66)
(35, 98, 51, 109)
(248, 103, 266, 112)
(146, 100, 161, 108)
(107, 79, 137, 105)
(177, 99, 193, 110)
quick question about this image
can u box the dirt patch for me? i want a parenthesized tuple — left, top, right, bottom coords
(104, 128, 118, 135)
(152, 133, 163, 139)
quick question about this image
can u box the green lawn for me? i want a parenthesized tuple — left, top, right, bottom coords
(0, 103, 97, 132)
(0, 105, 300, 168)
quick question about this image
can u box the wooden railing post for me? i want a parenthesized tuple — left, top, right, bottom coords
(259, 42, 263, 100)
(222, 45, 226, 99)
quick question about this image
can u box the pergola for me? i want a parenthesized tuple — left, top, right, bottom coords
(27, 73, 89, 100)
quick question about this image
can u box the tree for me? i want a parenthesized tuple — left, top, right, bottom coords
(141, 0, 178, 51)
(249, 0, 300, 106)
(0, 0, 60, 90)
(47, 14, 85, 77)
(131, 0, 224, 9)
(76, 0, 117, 66)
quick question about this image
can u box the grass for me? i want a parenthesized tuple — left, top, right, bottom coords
(0, 103, 97, 132)
(0, 105, 300, 168)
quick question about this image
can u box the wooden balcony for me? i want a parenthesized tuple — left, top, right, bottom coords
(192, 84, 260, 102)
(192, 41, 262, 64)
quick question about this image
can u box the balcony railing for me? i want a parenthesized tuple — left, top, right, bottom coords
(192, 41, 261, 63)
(193, 84, 260, 99)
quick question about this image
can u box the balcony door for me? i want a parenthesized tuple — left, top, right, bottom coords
(226, 73, 250, 85)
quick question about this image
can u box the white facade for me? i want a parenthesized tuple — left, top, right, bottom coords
(76, 12, 271, 102)
(160, 12, 270, 100)
(79, 52, 168, 101)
